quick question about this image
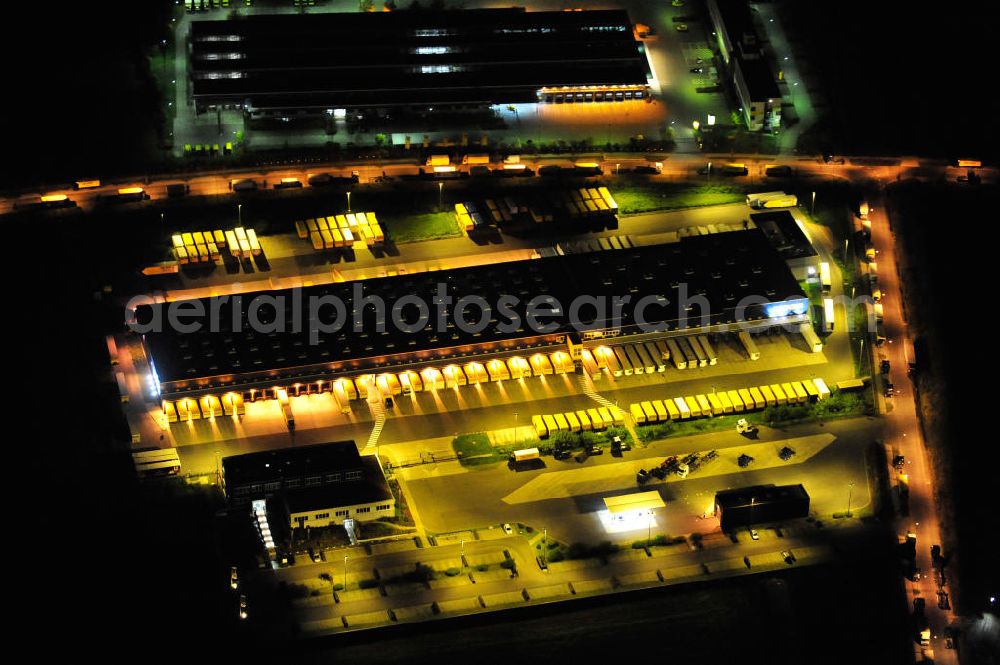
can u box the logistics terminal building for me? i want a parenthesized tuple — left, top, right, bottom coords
(138, 230, 809, 402)
(189, 8, 651, 117)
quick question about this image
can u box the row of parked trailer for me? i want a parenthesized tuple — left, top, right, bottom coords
(593, 335, 732, 376)
(171, 227, 261, 264)
(162, 392, 246, 423)
(161, 349, 591, 424)
(531, 406, 626, 439)
(629, 377, 831, 425)
(454, 187, 619, 231)
(294, 212, 385, 250)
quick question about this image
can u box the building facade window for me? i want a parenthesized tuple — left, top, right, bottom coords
(335, 510, 349, 517)
(355, 506, 371, 514)
(315, 513, 330, 520)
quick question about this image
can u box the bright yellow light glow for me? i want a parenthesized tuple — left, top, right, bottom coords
(41, 194, 68, 202)
(118, 186, 144, 195)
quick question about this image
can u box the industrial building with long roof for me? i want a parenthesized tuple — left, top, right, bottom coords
(139, 230, 809, 398)
(189, 7, 651, 116)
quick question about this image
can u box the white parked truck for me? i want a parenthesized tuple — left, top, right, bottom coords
(751, 194, 798, 209)
(512, 448, 540, 463)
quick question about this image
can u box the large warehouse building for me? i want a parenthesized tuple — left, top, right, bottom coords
(138, 230, 809, 401)
(189, 8, 651, 117)
(715, 484, 810, 531)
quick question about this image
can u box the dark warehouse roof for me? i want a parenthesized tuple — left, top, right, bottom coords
(140, 230, 806, 387)
(751, 210, 817, 260)
(715, 483, 810, 509)
(283, 456, 392, 514)
(222, 440, 362, 488)
(189, 8, 649, 109)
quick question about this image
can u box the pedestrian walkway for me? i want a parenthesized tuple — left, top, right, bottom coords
(578, 372, 639, 444)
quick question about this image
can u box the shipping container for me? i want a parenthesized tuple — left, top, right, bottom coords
(696, 394, 712, 416)
(747, 387, 765, 409)
(666, 338, 686, 369)
(640, 401, 657, 423)
(718, 391, 734, 413)
(685, 337, 708, 367)
(587, 408, 605, 430)
(597, 407, 615, 428)
(706, 392, 724, 415)
(580, 349, 601, 379)
(673, 397, 691, 419)
(678, 337, 699, 367)
(576, 410, 592, 431)
(554, 413, 570, 432)
(791, 381, 808, 403)
(685, 396, 702, 418)
(697, 336, 718, 365)
(760, 385, 778, 406)
(565, 411, 581, 432)
(543, 414, 558, 435)
(652, 400, 668, 421)
(643, 342, 667, 371)
(814, 378, 831, 400)
(802, 379, 820, 401)
(624, 345, 644, 374)
(819, 261, 832, 293)
(631, 403, 646, 424)
(737, 331, 761, 360)
(663, 398, 680, 420)
(728, 390, 745, 412)
(610, 406, 625, 425)
(533, 415, 549, 439)
(634, 344, 657, 373)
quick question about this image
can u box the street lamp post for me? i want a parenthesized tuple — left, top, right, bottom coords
(514, 411, 518, 444)
(343, 556, 349, 591)
(846, 481, 855, 518)
(542, 527, 547, 565)
(811, 191, 816, 215)
(346, 191, 351, 213)
(238, 203, 242, 226)
(438, 181, 444, 210)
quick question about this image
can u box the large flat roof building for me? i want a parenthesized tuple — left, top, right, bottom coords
(707, 0, 782, 131)
(139, 230, 808, 398)
(189, 8, 650, 117)
(715, 484, 810, 531)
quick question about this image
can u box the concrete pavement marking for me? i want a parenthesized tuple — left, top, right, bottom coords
(427, 557, 464, 572)
(571, 578, 614, 594)
(526, 583, 573, 600)
(391, 604, 436, 622)
(481, 590, 527, 608)
(336, 588, 381, 604)
(466, 551, 507, 567)
(345, 610, 391, 627)
(428, 576, 472, 590)
(436, 597, 481, 614)
(617, 570, 663, 587)
(368, 539, 417, 556)
(502, 433, 836, 504)
(472, 568, 516, 583)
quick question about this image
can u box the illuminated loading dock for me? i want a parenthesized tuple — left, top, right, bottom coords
(139, 230, 808, 402)
(190, 8, 649, 117)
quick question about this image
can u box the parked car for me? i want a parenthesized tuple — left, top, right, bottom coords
(239, 594, 248, 620)
(502, 523, 513, 535)
(230, 566, 239, 590)
(781, 551, 796, 564)
(880, 359, 891, 374)
(588, 445, 603, 456)
(750, 529, 759, 540)
(675, 23, 688, 32)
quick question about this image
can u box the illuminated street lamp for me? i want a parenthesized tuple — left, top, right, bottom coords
(542, 527, 547, 565)
(343, 555, 349, 591)
(438, 181, 444, 209)
(846, 481, 855, 518)
(238, 203, 242, 226)
(346, 191, 351, 213)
